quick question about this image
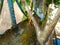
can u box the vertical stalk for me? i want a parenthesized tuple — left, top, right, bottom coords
(30, 0, 33, 11)
(43, 0, 45, 14)
(52, 0, 54, 4)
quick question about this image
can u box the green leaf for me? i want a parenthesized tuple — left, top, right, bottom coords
(22, 15, 27, 21)
(20, 1, 26, 12)
(26, 0, 30, 5)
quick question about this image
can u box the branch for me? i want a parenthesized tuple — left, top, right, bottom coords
(21, 0, 43, 43)
(21, 0, 60, 45)
(21, 0, 41, 31)
(43, 6, 60, 42)
(30, 0, 33, 11)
